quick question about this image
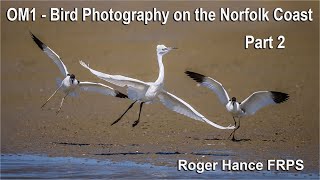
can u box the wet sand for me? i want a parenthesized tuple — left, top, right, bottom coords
(1, 154, 317, 178)
(1, 1, 319, 177)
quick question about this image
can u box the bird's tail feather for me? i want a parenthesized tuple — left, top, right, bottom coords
(69, 91, 79, 97)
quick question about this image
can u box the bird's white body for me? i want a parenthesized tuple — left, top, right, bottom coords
(80, 45, 234, 129)
(226, 101, 244, 118)
(144, 84, 162, 103)
(131, 53, 165, 103)
(30, 32, 127, 114)
(61, 76, 78, 93)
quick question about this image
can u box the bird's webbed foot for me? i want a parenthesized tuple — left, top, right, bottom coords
(132, 120, 140, 127)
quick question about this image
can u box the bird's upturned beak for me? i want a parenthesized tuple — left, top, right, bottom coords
(171, 47, 178, 50)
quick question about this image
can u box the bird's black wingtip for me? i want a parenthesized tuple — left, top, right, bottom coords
(270, 91, 289, 104)
(115, 91, 128, 99)
(185, 71, 205, 83)
(30, 32, 46, 51)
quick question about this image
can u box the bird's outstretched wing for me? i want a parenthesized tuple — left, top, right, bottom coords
(240, 91, 289, 116)
(30, 32, 69, 77)
(185, 71, 230, 105)
(79, 60, 148, 89)
(79, 81, 127, 98)
(158, 91, 235, 130)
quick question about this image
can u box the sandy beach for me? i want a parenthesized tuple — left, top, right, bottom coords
(1, 1, 319, 177)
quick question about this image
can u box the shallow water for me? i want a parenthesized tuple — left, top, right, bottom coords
(1, 154, 317, 179)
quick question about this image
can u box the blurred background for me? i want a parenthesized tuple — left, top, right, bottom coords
(1, 1, 319, 173)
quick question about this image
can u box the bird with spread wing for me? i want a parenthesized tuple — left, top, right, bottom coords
(80, 45, 234, 130)
(185, 71, 289, 141)
(30, 32, 127, 114)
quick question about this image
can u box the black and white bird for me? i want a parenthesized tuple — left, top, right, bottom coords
(185, 71, 289, 141)
(30, 32, 127, 114)
(80, 45, 234, 130)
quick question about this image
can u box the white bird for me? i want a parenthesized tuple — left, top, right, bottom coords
(30, 32, 127, 114)
(185, 71, 289, 141)
(79, 45, 234, 129)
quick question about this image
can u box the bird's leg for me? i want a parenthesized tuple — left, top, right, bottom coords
(228, 130, 236, 140)
(41, 85, 62, 108)
(233, 116, 237, 127)
(56, 92, 69, 114)
(232, 118, 241, 141)
(111, 101, 137, 126)
(228, 117, 237, 139)
(132, 102, 144, 127)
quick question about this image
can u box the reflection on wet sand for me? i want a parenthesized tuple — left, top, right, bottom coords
(1, 154, 317, 179)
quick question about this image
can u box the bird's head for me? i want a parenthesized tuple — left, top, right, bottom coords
(68, 74, 77, 84)
(156, 44, 177, 55)
(230, 97, 237, 105)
